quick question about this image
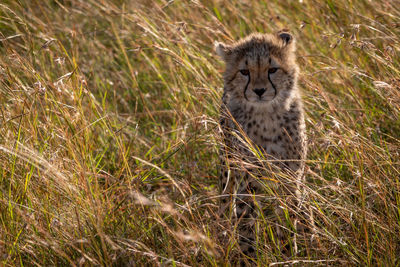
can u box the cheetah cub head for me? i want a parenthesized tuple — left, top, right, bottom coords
(215, 31, 299, 111)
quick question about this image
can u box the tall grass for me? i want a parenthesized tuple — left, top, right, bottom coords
(0, 0, 399, 265)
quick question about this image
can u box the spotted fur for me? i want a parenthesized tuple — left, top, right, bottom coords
(216, 32, 308, 263)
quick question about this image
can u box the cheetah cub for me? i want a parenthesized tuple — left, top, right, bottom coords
(216, 32, 308, 261)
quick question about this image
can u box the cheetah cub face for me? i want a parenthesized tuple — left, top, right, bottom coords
(215, 32, 299, 112)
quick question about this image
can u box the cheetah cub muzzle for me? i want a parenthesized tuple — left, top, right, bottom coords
(216, 31, 310, 264)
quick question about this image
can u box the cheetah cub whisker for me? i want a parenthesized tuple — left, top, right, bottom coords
(216, 31, 311, 263)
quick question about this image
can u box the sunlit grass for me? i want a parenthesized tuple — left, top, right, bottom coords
(1, 0, 399, 265)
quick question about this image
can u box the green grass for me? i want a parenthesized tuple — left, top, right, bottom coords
(1, 0, 400, 265)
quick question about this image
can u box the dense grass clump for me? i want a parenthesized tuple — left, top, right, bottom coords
(1, 0, 399, 265)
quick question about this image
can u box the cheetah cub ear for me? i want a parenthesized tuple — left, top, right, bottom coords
(277, 30, 296, 51)
(214, 41, 232, 61)
(277, 29, 295, 46)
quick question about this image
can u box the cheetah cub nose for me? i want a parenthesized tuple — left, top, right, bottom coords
(253, 88, 266, 97)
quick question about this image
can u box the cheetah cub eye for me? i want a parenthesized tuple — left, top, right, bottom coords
(268, 68, 278, 74)
(239, 69, 250, 76)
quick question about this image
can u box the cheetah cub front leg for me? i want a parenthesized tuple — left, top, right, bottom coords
(216, 31, 310, 263)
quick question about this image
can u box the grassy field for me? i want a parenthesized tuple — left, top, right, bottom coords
(1, 0, 400, 266)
